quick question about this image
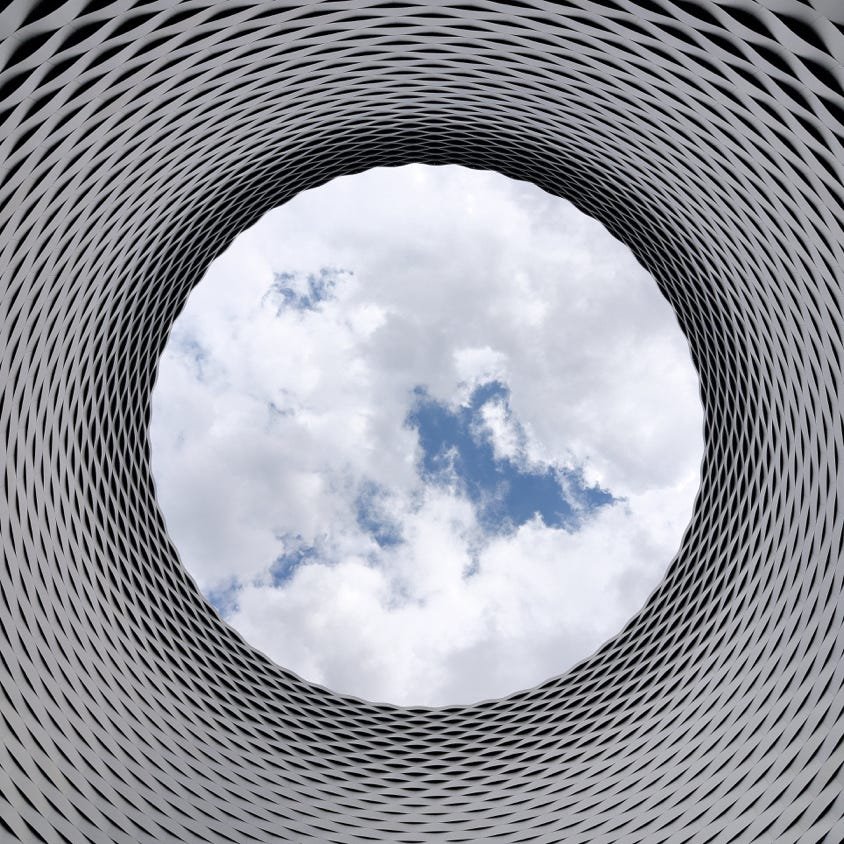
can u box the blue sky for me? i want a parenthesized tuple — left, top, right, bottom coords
(266, 267, 343, 313)
(150, 164, 703, 705)
(407, 380, 615, 536)
(208, 371, 619, 616)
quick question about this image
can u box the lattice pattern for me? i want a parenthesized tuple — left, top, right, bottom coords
(1, 1, 843, 841)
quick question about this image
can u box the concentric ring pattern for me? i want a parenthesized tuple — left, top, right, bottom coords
(1, 1, 843, 841)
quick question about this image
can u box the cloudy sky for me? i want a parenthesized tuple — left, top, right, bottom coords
(150, 164, 703, 707)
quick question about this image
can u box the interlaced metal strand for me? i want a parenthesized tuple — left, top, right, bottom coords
(1, 1, 842, 841)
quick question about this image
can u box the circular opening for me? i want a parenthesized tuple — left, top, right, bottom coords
(150, 164, 704, 706)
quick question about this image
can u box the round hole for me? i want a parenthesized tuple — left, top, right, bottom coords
(151, 164, 704, 705)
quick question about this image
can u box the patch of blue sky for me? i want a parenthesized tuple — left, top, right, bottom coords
(268, 535, 320, 586)
(406, 380, 615, 535)
(355, 481, 403, 548)
(206, 536, 320, 618)
(265, 267, 347, 313)
(205, 578, 241, 618)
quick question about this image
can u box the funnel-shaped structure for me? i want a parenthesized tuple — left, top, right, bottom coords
(1, 2, 843, 841)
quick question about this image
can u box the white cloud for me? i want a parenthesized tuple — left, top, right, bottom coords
(150, 164, 703, 706)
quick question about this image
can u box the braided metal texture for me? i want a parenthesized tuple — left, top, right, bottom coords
(1, 0, 843, 841)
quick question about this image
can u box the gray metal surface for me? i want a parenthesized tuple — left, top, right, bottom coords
(1, 1, 843, 841)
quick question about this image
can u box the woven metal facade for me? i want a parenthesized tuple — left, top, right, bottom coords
(1, 1, 843, 841)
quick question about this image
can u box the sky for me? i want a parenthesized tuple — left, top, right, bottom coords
(149, 164, 704, 707)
